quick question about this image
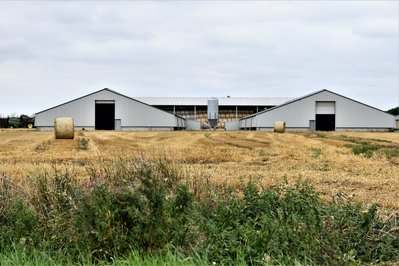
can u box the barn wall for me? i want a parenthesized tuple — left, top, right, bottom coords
(224, 120, 240, 131)
(185, 119, 201, 130)
(240, 90, 395, 130)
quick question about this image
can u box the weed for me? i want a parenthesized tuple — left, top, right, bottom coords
(257, 150, 267, 157)
(204, 132, 212, 139)
(369, 138, 392, 143)
(310, 147, 322, 158)
(78, 138, 89, 150)
(347, 143, 380, 158)
(0, 200, 39, 248)
(320, 161, 330, 171)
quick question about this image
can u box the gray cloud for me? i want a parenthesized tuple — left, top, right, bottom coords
(0, 1, 397, 116)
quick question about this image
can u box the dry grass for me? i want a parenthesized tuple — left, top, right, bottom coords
(1, 128, 399, 209)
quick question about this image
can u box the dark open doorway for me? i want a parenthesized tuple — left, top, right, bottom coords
(95, 102, 115, 130)
(316, 114, 335, 131)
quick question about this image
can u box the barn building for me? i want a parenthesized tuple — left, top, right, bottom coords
(235, 89, 396, 131)
(35, 88, 395, 132)
(35, 88, 188, 131)
(396, 115, 399, 129)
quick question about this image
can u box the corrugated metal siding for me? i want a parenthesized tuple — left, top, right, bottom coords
(185, 120, 201, 130)
(225, 121, 240, 130)
(240, 117, 255, 128)
(240, 90, 395, 130)
(316, 102, 335, 114)
(35, 90, 182, 128)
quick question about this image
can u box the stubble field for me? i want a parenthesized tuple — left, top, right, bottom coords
(1, 129, 398, 210)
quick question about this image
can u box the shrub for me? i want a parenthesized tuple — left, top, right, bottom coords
(72, 158, 195, 261)
(0, 200, 39, 249)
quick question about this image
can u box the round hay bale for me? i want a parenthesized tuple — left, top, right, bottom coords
(274, 121, 286, 133)
(54, 117, 74, 139)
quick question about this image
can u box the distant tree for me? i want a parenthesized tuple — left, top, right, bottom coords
(387, 107, 399, 116)
(0, 118, 8, 128)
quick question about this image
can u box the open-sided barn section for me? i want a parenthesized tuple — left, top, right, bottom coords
(238, 90, 396, 131)
(135, 96, 293, 127)
(35, 89, 186, 131)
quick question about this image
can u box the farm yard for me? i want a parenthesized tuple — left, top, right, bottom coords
(1, 129, 399, 209)
(1, 129, 399, 265)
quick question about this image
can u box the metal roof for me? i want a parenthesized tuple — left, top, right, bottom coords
(35, 88, 185, 119)
(133, 97, 294, 106)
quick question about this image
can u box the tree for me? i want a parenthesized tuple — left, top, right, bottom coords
(387, 107, 399, 116)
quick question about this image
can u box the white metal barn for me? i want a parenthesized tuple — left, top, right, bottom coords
(35, 88, 186, 131)
(238, 90, 396, 131)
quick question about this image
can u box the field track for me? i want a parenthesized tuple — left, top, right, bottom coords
(1, 129, 398, 209)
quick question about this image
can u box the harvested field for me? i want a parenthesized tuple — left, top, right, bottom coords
(1, 129, 399, 209)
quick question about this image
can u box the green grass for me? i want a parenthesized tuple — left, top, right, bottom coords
(0, 248, 209, 266)
(331, 135, 398, 159)
(369, 138, 392, 143)
(0, 157, 398, 265)
(384, 149, 399, 159)
(347, 143, 380, 158)
(315, 133, 327, 138)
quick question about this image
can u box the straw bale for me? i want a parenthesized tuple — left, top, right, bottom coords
(54, 117, 74, 139)
(274, 121, 286, 133)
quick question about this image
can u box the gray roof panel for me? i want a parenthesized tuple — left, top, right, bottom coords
(133, 97, 294, 106)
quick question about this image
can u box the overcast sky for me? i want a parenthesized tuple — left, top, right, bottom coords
(0, 1, 398, 116)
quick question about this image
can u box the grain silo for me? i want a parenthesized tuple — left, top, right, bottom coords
(207, 98, 219, 129)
